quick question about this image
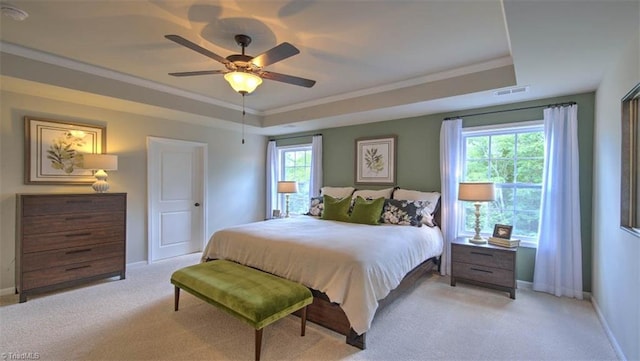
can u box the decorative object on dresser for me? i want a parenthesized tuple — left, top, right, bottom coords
(488, 237, 521, 248)
(277, 181, 298, 217)
(450, 237, 517, 299)
(492, 224, 513, 239)
(24, 116, 106, 184)
(15, 193, 127, 303)
(81, 154, 118, 192)
(458, 182, 496, 244)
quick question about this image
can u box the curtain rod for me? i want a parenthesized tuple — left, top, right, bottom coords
(443, 101, 577, 121)
(269, 133, 322, 141)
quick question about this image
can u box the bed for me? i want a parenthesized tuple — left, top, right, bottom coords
(201, 208, 443, 349)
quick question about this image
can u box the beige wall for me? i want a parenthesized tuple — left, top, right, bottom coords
(592, 30, 639, 360)
(0, 91, 267, 292)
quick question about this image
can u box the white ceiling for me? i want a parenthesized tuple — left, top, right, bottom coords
(0, 0, 638, 135)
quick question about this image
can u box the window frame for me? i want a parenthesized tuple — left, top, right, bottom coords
(277, 144, 312, 215)
(460, 120, 544, 248)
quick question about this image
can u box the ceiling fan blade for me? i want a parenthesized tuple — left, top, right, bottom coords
(165, 35, 229, 65)
(251, 42, 300, 67)
(261, 71, 316, 88)
(168, 70, 225, 77)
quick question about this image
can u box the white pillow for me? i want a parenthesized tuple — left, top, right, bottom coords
(320, 186, 355, 199)
(352, 188, 394, 200)
(392, 189, 441, 226)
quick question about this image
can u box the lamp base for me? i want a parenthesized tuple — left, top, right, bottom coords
(91, 170, 110, 193)
(468, 237, 487, 244)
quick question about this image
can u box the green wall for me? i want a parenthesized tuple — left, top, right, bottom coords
(272, 92, 595, 290)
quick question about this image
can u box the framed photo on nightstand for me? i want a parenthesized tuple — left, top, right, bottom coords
(493, 224, 513, 239)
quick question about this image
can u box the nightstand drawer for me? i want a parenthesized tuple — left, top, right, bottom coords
(22, 256, 124, 290)
(22, 227, 125, 253)
(21, 212, 125, 235)
(21, 194, 125, 216)
(451, 243, 515, 270)
(452, 262, 515, 288)
(22, 242, 124, 272)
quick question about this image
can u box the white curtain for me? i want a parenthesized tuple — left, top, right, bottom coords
(533, 104, 583, 299)
(265, 140, 278, 218)
(439, 118, 463, 275)
(310, 135, 323, 197)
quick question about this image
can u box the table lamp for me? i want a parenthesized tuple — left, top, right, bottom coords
(277, 181, 298, 217)
(82, 154, 118, 193)
(458, 182, 495, 244)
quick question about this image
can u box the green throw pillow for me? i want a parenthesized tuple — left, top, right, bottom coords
(349, 196, 385, 225)
(321, 195, 351, 222)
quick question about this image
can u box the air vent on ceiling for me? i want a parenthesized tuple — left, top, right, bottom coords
(493, 86, 529, 97)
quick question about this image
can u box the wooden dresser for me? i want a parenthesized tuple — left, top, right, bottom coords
(15, 193, 126, 302)
(450, 237, 517, 299)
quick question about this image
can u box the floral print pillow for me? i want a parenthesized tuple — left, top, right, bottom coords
(306, 196, 324, 217)
(380, 199, 428, 227)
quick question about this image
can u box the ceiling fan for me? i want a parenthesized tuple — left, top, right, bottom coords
(165, 34, 316, 94)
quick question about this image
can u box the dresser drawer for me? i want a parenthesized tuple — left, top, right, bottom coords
(22, 256, 124, 290)
(21, 212, 125, 235)
(451, 243, 515, 270)
(22, 242, 124, 272)
(20, 194, 125, 216)
(22, 228, 124, 253)
(452, 261, 515, 288)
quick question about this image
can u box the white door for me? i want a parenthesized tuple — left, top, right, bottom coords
(148, 137, 206, 262)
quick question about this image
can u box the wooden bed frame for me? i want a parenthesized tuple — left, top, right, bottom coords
(294, 200, 443, 349)
(293, 255, 440, 349)
(209, 199, 443, 350)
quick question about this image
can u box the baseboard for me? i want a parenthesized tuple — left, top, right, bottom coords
(0, 287, 15, 296)
(126, 260, 149, 269)
(591, 297, 627, 361)
(516, 280, 592, 300)
(516, 280, 532, 290)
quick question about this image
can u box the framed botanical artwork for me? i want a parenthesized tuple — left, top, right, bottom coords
(354, 135, 397, 185)
(24, 116, 106, 184)
(493, 224, 513, 239)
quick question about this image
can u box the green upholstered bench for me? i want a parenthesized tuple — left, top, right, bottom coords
(170, 260, 313, 361)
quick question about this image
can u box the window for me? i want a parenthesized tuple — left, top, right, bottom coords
(461, 121, 544, 245)
(278, 145, 312, 215)
(621, 83, 640, 234)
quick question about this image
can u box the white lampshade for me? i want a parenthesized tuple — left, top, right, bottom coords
(277, 181, 298, 194)
(458, 182, 495, 202)
(82, 154, 118, 170)
(81, 154, 118, 193)
(224, 71, 263, 94)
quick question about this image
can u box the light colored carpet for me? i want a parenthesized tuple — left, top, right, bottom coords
(0, 253, 617, 361)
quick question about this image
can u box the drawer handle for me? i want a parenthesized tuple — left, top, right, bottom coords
(65, 232, 92, 238)
(470, 251, 493, 257)
(470, 267, 493, 274)
(65, 216, 93, 221)
(65, 265, 91, 272)
(66, 248, 92, 255)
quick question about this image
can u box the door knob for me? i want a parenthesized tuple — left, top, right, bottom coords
(194, 203, 200, 207)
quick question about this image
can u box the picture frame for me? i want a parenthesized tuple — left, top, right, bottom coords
(355, 135, 397, 185)
(24, 116, 106, 184)
(493, 224, 513, 239)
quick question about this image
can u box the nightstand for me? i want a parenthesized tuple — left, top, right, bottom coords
(450, 237, 517, 299)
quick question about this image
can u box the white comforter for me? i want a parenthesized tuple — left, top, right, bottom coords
(201, 216, 443, 334)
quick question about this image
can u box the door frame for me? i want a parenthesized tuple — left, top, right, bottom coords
(147, 136, 207, 263)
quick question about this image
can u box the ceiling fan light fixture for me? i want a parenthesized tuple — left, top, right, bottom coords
(224, 71, 263, 94)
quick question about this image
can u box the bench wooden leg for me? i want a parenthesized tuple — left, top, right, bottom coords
(255, 328, 263, 361)
(174, 286, 180, 311)
(301, 306, 307, 336)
